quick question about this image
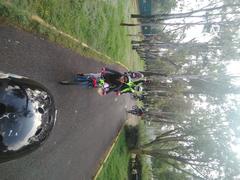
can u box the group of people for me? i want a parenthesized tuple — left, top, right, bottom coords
(98, 68, 147, 116)
(75, 67, 147, 116)
(94, 67, 147, 96)
(127, 105, 145, 117)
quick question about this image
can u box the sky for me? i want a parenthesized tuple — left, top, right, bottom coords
(145, 0, 240, 177)
(168, 0, 240, 167)
(227, 61, 240, 159)
(169, 0, 222, 42)
(181, 0, 240, 164)
(228, 61, 240, 75)
(170, 0, 240, 80)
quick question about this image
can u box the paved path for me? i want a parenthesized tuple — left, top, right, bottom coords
(0, 25, 131, 180)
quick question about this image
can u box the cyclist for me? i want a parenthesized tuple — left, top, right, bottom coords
(131, 94, 145, 101)
(117, 78, 149, 95)
(98, 67, 131, 95)
(127, 106, 145, 116)
(74, 68, 148, 96)
(118, 83, 142, 94)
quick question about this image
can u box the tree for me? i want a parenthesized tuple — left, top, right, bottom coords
(132, 107, 240, 179)
(126, 0, 240, 179)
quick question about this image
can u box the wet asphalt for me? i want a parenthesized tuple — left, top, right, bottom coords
(0, 25, 131, 180)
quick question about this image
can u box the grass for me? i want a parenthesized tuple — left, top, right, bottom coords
(140, 155, 152, 180)
(0, 0, 144, 70)
(96, 128, 130, 180)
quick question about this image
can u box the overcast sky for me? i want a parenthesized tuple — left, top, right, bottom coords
(173, 0, 240, 162)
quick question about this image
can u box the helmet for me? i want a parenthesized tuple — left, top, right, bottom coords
(134, 86, 143, 92)
(0, 72, 56, 163)
(129, 72, 144, 79)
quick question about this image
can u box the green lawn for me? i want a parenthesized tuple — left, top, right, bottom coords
(0, 0, 143, 70)
(96, 129, 130, 180)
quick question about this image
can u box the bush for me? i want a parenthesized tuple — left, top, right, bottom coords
(125, 125, 139, 149)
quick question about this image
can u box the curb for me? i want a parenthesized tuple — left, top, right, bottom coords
(92, 123, 126, 180)
(116, 61, 130, 71)
(30, 15, 119, 64)
(31, 15, 130, 70)
(1, 1, 129, 70)
(31, 16, 130, 71)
